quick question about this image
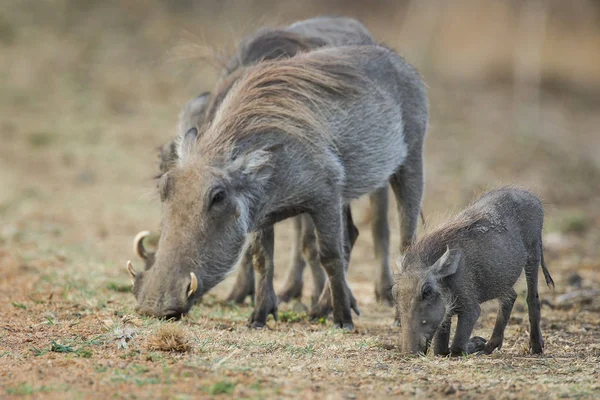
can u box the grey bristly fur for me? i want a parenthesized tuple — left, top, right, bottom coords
(138, 16, 407, 312)
(393, 186, 555, 356)
(132, 44, 428, 331)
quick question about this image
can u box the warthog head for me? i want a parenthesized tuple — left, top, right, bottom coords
(127, 127, 275, 319)
(393, 247, 462, 354)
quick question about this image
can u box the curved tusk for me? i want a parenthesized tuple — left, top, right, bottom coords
(187, 272, 198, 298)
(127, 260, 136, 285)
(133, 231, 151, 260)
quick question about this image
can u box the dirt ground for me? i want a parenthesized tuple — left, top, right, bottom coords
(1, 1, 599, 399)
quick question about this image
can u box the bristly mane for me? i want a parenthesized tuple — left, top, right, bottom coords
(404, 187, 522, 267)
(195, 53, 364, 155)
(404, 209, 496, 268)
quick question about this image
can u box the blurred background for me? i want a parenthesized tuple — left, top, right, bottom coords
(1, 0, 598, 297)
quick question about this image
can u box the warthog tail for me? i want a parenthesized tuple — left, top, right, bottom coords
(540, 239, 555, 290)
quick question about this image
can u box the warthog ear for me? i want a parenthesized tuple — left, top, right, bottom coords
(178, 92, 210, 133)
(228, 148, 275, 184)
(431, 246, 462, 279)
(177, 127, 198, 161)
(176, 92, 210, 162)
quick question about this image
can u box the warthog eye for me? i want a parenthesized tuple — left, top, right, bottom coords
(209, 188, 227, 209)
(421, 284, 435, 300)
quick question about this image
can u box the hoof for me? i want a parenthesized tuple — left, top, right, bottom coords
(308, 303, 332, 321)
(249, 321, 266, 329)
(334, 322, 355, 331)
(529, 342, 544, 355)
(467, 336, 487, 354)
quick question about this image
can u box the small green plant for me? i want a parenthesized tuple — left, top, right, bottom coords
(6, 383, 35, 396)
(11, 302, 27, 310)
(107, 281, 131, 293)
(207, 380, 236, 395)
(31, 346, 48, 357)
(76, 348, 93, 358)
(286, 344, 316, 357)
(120, 349, 141, 359)
(279, 310, 309, 323)
(51, 340, 74, 353)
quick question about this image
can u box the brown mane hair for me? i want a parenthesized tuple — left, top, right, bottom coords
(196, 53, 364, 154)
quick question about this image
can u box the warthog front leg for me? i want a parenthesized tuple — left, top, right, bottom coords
(225, 248, 255, 304)
(450, 303, 481, 357)
(433, 313, 452, 356)
(302, 214, 327, 307)
(248, 226, 278, 328)
(309, 204, 358, 329)
(369, 187, 393, 305)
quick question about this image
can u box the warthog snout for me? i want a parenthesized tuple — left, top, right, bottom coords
(135, 306, 182, 320)
(127, 260, 200, 319)
(401, 328, 431, 355)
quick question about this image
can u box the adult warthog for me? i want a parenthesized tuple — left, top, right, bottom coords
(129, 44, 428, 330)
(132, 17, 405, 308)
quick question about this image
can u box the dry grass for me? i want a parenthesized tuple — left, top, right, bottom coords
(1, 1, 599, 399)
(147, 324, 191, 353)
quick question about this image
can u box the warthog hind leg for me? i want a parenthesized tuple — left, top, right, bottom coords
(225, 248, 255, 304)
(525, 242, 544, 354)
(483, 288, 517, 354)
(278, 216, 309, 304)
(369, 187, 393, 305)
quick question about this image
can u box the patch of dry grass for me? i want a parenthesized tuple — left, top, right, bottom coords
(147, 323, 191, 353)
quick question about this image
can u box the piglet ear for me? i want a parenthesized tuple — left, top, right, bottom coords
(431, 246, 462, 279)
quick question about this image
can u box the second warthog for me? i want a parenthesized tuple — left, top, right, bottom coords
(129, 44, 428, 330)
(134, 17, 403, 308)
(393, 187, 554, 356)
